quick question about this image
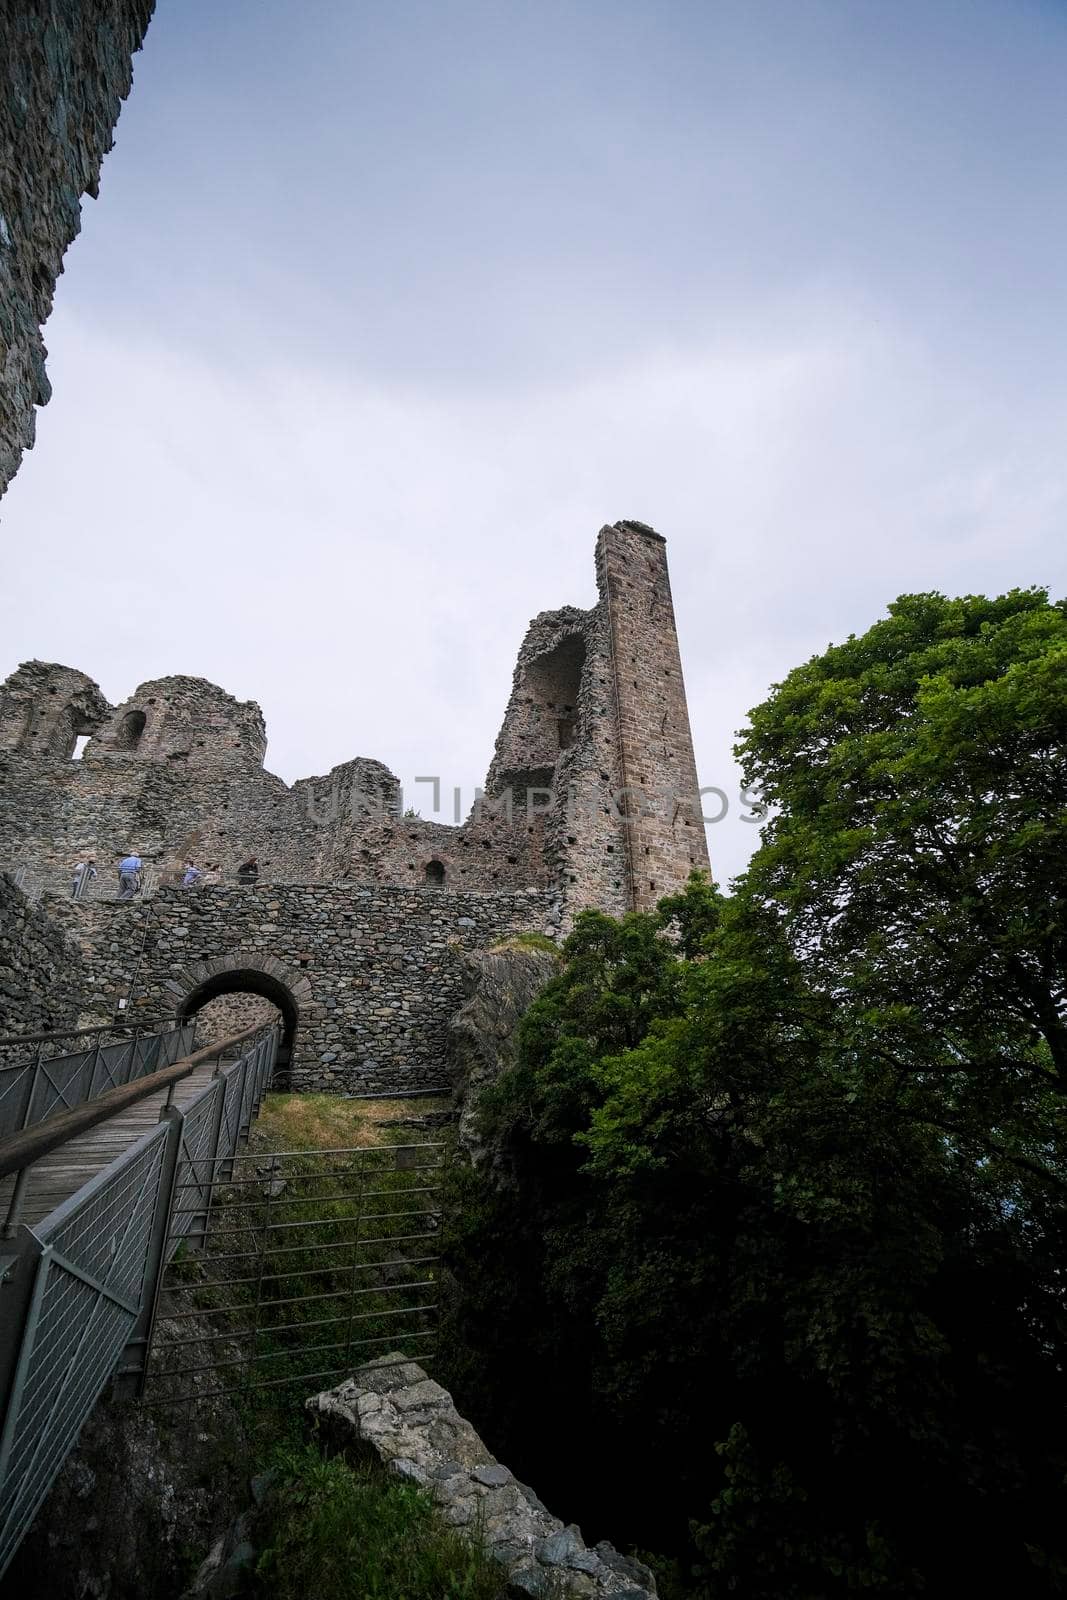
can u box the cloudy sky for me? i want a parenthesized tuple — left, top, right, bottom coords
(3, 0, 1066, 883)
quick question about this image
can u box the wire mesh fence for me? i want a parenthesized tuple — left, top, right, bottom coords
(144, 1139, 446, 1407)
(0, 1025, 279, 1580)
(0, 1021, 196, 1142)
(0, 1124, 172, 1577)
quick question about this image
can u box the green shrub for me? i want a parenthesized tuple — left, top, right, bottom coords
(253, 1443, 506, 1600)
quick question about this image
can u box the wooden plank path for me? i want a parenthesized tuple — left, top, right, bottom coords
(0, 1056, 223, 1231)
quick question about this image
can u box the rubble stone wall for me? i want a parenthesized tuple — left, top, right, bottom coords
(0, 871, 85, 1034)
(0, 527, 708, 1085)
(46, 883, 555, 1093)
(191, 991, 282, 1048)
(0, 526, 707, 922)
(309, 1358, 658, 1600)
(1, 1, 156, 497)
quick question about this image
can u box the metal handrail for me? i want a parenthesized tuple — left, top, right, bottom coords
(0, 1025, 270, 1181)
(0, 1023, 280, 1578)
(0, 1017, 180, 1050)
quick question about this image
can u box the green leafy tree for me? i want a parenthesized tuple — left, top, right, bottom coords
(443, 590, 1067, 1596)
(737, 588, 1067, 1080)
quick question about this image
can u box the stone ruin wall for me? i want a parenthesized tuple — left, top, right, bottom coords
(46, 883, 555, 1094)
(0, 871, 85, 1035)
(1, 1, 156, 498)
(190, 991, 282, 1050)
(0, 523, 709, 1089)
(598, 522, 709, 909)
(0, 524, 708, 924)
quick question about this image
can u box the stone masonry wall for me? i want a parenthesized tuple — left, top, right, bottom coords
(1, 1, 156, 498)
(0, 525, 709, 924)
(0, 668, 560, 906)
(0, 525, 708, 1074)
(47, 883, 555, 1093)
(309, 1359, 657, 1600)
(597, 522, 710, 911)
(0, 870, 85, 1034)
(192, 991, 282, 1048)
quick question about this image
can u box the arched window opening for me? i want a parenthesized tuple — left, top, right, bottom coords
(424, 859, 446, 886)
(116, 709, 147, 750)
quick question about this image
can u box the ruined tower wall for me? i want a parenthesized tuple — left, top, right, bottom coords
(0, 660, 109, 758)
(0, 524, 709, 918)
(0, 525, 711, 1087)
(1, 1, 156, 498)
(596, 521, 710, 910)
(538, 603, 631, 924)
(86, 676, 269, 767)
(0, 672, 326, 893)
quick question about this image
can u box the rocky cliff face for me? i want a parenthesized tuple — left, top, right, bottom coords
(448, 943, 559, 1165)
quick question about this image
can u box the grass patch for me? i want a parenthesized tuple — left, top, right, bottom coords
(155, 1100, 448, 1447)
(253, 1442, 507, 1600)
(488, 931, 561, 957)
(254, 1092, 449, 1151)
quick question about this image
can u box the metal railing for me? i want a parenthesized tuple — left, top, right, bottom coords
(0, 1019, 196, 1152)
(5, 865, 161, 905)
(0, 1023, 279, 1579)
(145, 1138, 445, 1407)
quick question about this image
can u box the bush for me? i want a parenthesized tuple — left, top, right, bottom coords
(253, 1443, 506, 1600)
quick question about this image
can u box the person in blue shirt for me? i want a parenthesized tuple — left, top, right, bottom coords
(182, 861, 202, 889)
(117, 853, 142, 901)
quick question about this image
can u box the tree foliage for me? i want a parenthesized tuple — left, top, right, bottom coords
(442, 588, 1067, 1597)
(738, 588, 1067, 1080)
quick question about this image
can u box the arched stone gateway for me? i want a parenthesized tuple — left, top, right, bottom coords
(172, 952, 312, 1079)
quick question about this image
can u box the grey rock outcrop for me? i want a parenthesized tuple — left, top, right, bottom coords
(308, 1357, 657, 1600)
(448, 944, 559, 1164)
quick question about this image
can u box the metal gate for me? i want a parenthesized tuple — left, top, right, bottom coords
(143, 1137, 445, 1405)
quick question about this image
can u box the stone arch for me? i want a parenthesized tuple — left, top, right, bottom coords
(173, 952, 312, 1078)
(423, 858, 446, 886)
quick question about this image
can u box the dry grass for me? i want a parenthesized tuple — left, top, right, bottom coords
(253, 1092, 450, 1151)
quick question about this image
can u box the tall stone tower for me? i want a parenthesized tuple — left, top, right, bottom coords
(597, 520, 709, 910)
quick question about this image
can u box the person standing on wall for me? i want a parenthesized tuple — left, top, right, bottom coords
(117, 852, 142, 901)
(71, 858, 96, 898)
(182, 861, 202, 889)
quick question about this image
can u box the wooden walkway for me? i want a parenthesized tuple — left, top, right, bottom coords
(0, 1057, 223, 1231)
